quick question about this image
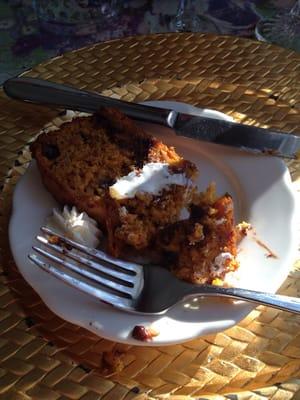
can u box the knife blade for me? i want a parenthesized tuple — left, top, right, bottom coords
(3, 77, 300, 159)
(172, 113, 300, 158)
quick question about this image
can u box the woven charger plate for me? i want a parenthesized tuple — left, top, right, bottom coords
(0, 33, 300, 399)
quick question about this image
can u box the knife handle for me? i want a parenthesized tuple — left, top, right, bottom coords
(3, 77, 177, 128)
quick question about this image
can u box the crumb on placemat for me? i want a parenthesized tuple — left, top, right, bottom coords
(101, 350, 125, 375)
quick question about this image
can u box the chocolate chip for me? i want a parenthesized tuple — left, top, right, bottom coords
(42, 143, 60, 160)
(79, 131, 88, 143)
(99, 177, 116, 188)
(190, 205, 205, 219)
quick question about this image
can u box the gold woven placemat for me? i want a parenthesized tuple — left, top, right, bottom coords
(0, 33, 300, 399)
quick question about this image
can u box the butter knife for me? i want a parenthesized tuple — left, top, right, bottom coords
(3, 77, 300, 158)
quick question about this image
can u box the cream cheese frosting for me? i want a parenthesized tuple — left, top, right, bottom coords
(109, 162, 191, 200)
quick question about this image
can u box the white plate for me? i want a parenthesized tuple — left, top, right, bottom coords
(9, 101, 298, 346)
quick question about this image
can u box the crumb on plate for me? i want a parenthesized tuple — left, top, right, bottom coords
(132, 325, 159, 341)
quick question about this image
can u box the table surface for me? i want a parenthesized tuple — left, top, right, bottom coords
(0, 0, 298, 84)
(0, 32, 299, 399)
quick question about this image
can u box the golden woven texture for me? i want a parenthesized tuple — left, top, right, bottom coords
(0, 33, 300, 399)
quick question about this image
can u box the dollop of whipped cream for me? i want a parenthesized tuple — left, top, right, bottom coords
(109, 162, 191, 200)
(210, 252, 234, 278)
(47, 206, 101, 248)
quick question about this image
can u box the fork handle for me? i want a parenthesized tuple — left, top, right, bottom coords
(183, 285, 300, 314)
(3, 77, 176, 127)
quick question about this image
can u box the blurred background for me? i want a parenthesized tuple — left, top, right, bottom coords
(0, 0, 297, 83)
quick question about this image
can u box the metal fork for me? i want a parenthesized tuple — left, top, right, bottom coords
(28, 227, 300, 315)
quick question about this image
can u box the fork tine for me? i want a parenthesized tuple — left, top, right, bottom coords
(36, 235, 136, 286)
(41, 226, 141, 274)
(28, 254, 132, 310)
(32, 245, 134, 297)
